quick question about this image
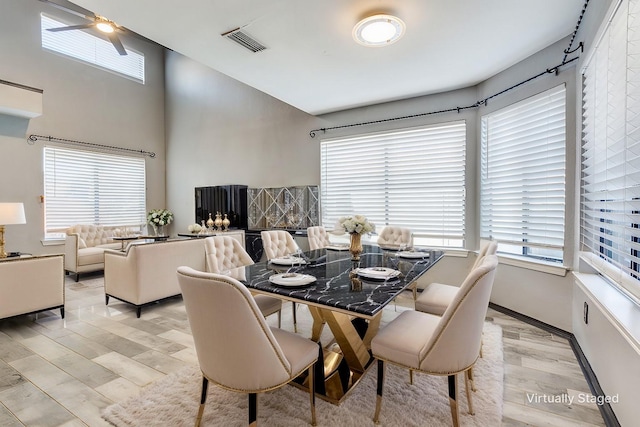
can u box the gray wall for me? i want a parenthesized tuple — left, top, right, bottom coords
(164, 50, 324, 234)
(0, 0, 166, 255)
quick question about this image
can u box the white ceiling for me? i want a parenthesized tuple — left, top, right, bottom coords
(67, 0, 583, 115)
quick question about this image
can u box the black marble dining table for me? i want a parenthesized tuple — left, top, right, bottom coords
(244, 244, 443, 319)
(242, 244, 443, 404)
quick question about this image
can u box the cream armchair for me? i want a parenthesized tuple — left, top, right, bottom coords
(372, 255, 499, 426)
(376, 225, 413, 249)
(306, 226, 331, 250)
(177, 267, 319, 426)
(64, 224, 121, 281)
(104, 238, 207, 317)
(0, 254, 65, 319)
(204, 236, 282, 327)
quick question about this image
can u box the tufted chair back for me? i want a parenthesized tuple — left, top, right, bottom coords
(204, 236, 254, 281)
(376, 226, 413, 249)
(307, 226, 331, 250)
(66, 224, 113, 248)
(260, 230, 299, 260)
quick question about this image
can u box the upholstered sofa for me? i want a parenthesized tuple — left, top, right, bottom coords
(0, 254, 65, 319)
(64, 224, 122, 281)
(104, 238, 207, 317)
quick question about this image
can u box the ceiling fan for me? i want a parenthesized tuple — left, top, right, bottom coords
(39, 0, 128, 55)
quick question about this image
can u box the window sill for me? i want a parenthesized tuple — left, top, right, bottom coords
(573, 271, 640, 354)
(497, 253, 569, 277)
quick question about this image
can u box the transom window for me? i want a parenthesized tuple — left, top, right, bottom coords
(320, 121, 466, 247)
(481, 85, 567, 262)
(43, 147, 146, 239)
(40, 14, 145, 83)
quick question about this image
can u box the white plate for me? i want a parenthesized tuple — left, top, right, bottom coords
(269, 273, 316, 287)
(325, 244, 349, 251)
(357, 267, 401, 280)
(269, 256, 307, 266)
(398, 250, 430, 259)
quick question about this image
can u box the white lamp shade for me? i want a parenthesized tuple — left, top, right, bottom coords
(0, 203, 26, 225)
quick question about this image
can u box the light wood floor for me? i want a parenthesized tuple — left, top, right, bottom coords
(0, 273, 606, 426)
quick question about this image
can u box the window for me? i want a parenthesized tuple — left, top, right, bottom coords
(481, 85, 567, 262)
(320, 121, 466, 247)
(43, 147, 146, 238)
(40, 14, 145, 83)
(581, 0, 640, 294)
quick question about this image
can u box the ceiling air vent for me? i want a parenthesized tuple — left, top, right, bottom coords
(221, 28, 267, 53)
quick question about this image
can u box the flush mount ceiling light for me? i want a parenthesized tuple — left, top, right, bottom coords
(353, 14, 405, 47)
(95, 20, 115, 34)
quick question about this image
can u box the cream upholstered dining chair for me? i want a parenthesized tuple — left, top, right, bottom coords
(177, 267, 319, 427)
(306, 226, 331, 250)
(205, 236, 283, 327)
(261, 230, 301, 331)
(376, 225, 413, 249)
(377, 225, 417, 299)
(415, 240, 498, 316)
(261, 230, 300, 260)
(371, 255, 499, 427)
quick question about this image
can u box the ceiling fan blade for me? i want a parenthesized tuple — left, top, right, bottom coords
(107, 33, 127, 56)
(38, 0, 96, 20)
(47, 23, 94, 32)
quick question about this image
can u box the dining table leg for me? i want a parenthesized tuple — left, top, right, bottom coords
(308, 306, 326, 342)
(320, 309, 372, 373)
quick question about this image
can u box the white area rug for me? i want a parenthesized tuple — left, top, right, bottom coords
(102, 319, 503, 426)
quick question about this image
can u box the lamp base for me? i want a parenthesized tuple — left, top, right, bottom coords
(0, 224, 6, 258)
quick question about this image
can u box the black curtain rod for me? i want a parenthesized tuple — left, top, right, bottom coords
(309, 0, 590, 139)
(309, 57, 578, 138)
(27, 134, 156, 158)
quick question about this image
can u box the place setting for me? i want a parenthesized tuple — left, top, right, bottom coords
(268, 272, 317, 287)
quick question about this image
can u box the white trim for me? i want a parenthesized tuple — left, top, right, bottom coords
(573, 271, 640, 355)
(497, 254, 569, 276)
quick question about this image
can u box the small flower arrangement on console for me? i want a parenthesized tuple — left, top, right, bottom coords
(339, 214, 375, 235)
(147, 209, 173, 236)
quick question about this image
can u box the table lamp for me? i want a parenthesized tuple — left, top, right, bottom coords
(0, 202, 26, 258)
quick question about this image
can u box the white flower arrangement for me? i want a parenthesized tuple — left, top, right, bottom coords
(147, 209, 173, 226)
(339, 215, 375, 235)
(187, 223, 202, 233)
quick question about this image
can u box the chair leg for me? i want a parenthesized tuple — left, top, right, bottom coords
(248, 393, 257, 426)
(448, 374, 460, 427)
(373, 359, 385, 424)
(308, 365, 317, 426)
(105, 295, 110, 305)
(464, 369, 475, 415)
(409, 369, 414, 385)
(75, 273, 80, 282)
(277, 310, 282, 329)
(292, 302, 298, 333)
(195, 376, 208, 427)
(468, 366, 476, 392)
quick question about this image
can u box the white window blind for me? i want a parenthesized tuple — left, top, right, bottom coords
(43, 147, 146, 237)
(581, 0, 640, 294)
(41, 14, 145, 83)
(320, 121, 466, 247)
(481, 85, 566, 262)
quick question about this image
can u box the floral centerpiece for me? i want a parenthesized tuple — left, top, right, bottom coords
(147, 209, 173, 236)
(339, 215, 375, 261)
